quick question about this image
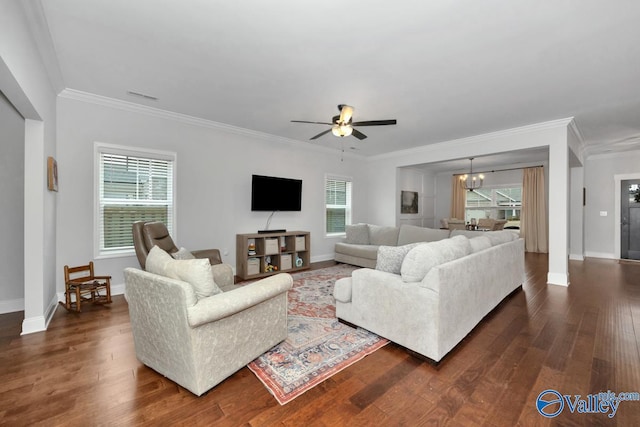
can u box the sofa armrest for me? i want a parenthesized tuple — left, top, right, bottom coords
(192, 248, 223, 265)
(187, 273, 293, 327)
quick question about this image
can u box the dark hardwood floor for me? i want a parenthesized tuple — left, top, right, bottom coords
(1, 255, 639, 426)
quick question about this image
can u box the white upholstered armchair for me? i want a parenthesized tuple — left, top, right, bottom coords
(124, 264, 292, 396)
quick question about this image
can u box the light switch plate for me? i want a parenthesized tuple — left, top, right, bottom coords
(600, 211, 608, 216)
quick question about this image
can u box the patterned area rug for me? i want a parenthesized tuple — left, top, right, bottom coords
(247, 264, 389, 405)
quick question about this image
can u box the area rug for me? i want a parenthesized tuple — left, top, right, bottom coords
(247, 264, 389, 405)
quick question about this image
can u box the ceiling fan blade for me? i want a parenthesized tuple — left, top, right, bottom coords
(291, 120, 333, 125)
(351, 128, 367, 140)
(352, 119, 397, 126)
(310, 129, 332, 140)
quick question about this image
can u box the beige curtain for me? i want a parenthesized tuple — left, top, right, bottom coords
(450, 175, 466, 220)
(521, 166, 548, 253)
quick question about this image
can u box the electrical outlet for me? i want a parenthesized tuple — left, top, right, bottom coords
(599, 211, 608, 217)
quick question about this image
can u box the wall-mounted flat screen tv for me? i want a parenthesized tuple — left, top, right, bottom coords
(251, 174, 302, 211)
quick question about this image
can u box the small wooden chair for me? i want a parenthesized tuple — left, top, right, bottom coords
(62, 262, 112, 312)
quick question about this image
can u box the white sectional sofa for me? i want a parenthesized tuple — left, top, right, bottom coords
(334, 223, 451, 268)
(333, 231, 525, 362)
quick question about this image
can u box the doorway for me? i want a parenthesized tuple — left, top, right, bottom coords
(621, 179, 640, 260)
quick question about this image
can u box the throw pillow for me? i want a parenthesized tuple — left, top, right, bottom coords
(469, 236, 492, 253)
(145, 245, 174, 275)
(376, 243, 420, 274)
(145, 246, 222, 299)
(172, 247, 196, 260)
(345, 223, 370, 244)
(164, 258, 222, 299)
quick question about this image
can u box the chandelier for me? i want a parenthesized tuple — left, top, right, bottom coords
(459, 157, 484, 192)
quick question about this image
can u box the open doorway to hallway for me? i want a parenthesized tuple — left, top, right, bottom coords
(621, 180, 640, 260)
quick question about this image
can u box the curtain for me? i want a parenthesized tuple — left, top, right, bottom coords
(450, 175, 466, 220)
(521, 166, 548, 253)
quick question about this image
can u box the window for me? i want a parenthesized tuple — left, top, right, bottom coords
(465, 186, 521, 227)
(95, 143, 176, 257)
(325, 175, 352, 235)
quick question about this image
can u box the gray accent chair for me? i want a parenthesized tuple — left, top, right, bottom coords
(124, 266, 293, 396)
(132, 221, 223, 269)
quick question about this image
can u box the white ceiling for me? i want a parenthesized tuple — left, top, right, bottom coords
(27, 0, 640, 158)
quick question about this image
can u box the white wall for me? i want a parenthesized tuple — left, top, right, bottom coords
(55, 94, 367, 293)
(396, 168, 435, 227)
(584, 151, 640, 258)
(0, 90, 24, 312)
(1, 0, 58, 332)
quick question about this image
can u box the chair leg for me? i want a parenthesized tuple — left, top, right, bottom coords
(74, 287, 82, 312)
(65, 287, 72, 310)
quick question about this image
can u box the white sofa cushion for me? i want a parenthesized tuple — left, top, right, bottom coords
(400, 235, 471, 282)
(368, 225, 400, 246)
(484, 230, 518, 246)
(146, 246, 222, 299)
(397, 224, 450, 245)
(345, 223, 370, 244)
(469, 236, 492, 253)
(376, 243, 420, 274)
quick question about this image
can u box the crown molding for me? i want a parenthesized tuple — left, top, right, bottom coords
(367, 117, 575, 163)
(58, 89, 363, 160)
(586, 148, 640, 161)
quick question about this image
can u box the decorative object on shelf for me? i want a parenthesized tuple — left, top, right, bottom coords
(47, 156, 58, 192)
(459, 157, 484, 192)
(248, 242, 256, 256)
(295, 256, 303, 268)
(264, 256, 278, 273)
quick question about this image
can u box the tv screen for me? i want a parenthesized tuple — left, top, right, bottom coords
(251, 175, 302, 211)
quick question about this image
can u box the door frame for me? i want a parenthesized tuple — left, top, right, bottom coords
(614, 173, 640, 259)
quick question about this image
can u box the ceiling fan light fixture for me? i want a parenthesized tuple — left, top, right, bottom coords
(331, 124, 353, 137)
(338, 104, 354, 124)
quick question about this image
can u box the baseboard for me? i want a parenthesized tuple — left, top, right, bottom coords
(0, 298, 24, 314)
(311, 253, 337, 263)
(21, 315, 46, 335)
(569, 253, 585, 261)
(547, 272, 569, 287)
(585, 251, 615, 260)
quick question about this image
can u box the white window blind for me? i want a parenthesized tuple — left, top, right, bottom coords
(325, 175, 352, 235)
(97, 145, 175, 256)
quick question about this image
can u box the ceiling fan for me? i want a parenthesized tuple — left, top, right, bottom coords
(291, 104, 397, 140)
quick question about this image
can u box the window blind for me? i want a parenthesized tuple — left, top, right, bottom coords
(98, 151, 174, 255)
(325, 176, 352, 234)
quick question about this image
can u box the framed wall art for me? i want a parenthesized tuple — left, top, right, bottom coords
(47, 156, 58, 192)
(400, 190, 419, 214)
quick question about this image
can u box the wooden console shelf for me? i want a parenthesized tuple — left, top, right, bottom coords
(236, 231, 310, 280)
